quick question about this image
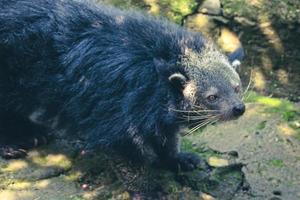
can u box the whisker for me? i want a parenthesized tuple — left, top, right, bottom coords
(184, 118, 219, 136)
(187, 119, 207, 126)
(242, 69, 253, 101)
(191, 105, 219, 112)
(170, 108, 219, 115)
(170, 108, 218, 113)
(245, 69, 253, 93)
(186, 119, 212, 135)
(176, 113, 217, 123)
(186, 121, 207, 134)
(180, 114, 215, 119)
(186, 115, 218, 133)
(185, 116, 213, 125)
(242, 83, 255, 101)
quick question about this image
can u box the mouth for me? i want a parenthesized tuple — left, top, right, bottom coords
(170, 107, 221, 135)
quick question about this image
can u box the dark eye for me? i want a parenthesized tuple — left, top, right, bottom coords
(207, 95, 218, 102)
(234, 85, 240, 93)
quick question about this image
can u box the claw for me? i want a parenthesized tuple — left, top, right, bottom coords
(0, 146, 28, 159)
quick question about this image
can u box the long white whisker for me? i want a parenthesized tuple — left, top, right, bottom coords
(184, 118, 219, 136)
(180, 114, 215, 120)
(170, 108, 218, 114)
(187, 120, 212, 135)
(187, 116, 218, 133)
(242, 69, 253, 101)
(187, 121, 207, 134)
(185, 117, 212, 125)
(242, 83, 255, 101)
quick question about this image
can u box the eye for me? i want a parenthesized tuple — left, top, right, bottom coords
(207, 95, 218, 102)
(234, 85, 240, 93)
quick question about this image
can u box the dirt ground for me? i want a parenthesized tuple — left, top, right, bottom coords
(189, 102, 300, 200)
(0, 95, 299, 200)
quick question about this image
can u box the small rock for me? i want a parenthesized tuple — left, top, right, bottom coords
(198, 0, 221, 15)
(273, 190, 282, 196)
(192, 142, 198, 147)
(201, 193, 216, 200)
(80, 150, 87, 156)
(184, 13, 217, 37)
(293, 121, 300, 128)
(228, 151, 239, 158)
(269, 197, 282, 200)
(234, 16, 256, 26)
(217, 27, 241, 53)
(81, 183, 89, 190)
(208, 157, 229, 167)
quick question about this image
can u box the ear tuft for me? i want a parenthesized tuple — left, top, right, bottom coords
(168, 73, 187, 90)
(231, 59, 241, 69)
(228, 47, 244, 69)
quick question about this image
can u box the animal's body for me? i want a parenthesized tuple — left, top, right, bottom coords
(0, 0, 245, 170)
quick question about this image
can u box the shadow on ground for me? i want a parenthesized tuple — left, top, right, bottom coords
(0, 136, 248, 200)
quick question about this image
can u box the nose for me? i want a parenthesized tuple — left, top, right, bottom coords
(232, 104, 245, 117)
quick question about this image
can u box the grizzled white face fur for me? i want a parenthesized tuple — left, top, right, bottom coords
(170, 43, 245, 122)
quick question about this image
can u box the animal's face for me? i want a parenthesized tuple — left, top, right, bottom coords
(158, 45, 245, 127)
(184, 66, 245, 121)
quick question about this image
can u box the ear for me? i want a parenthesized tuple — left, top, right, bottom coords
(168, 73, 187, 90)
(227, 47, 245, 69)
(153, 58, 187, 90)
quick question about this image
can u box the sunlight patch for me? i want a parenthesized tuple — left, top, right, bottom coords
(1, 160, 28, 172)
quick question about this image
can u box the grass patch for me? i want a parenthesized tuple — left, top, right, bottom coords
(181, 138, 194, 152)
(181, 139, 220, 160)
(245, 91, 299, 121)
(99, 0, 199, 24)
(267, 159, 285, 168)
(256, 120, 267, 130)
(163, 0, 198, 23)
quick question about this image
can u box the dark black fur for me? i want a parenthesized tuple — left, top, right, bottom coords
(0, 0, 241, 170)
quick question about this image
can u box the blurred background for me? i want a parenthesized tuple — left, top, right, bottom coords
(99, 0, 300, 101)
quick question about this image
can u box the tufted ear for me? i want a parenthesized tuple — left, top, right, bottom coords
(227, 47, 245, 69)
(154, 58, 187, 90)
(168, 73, 187, 90)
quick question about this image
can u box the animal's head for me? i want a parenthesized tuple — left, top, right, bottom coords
(155, 43, 245, 129)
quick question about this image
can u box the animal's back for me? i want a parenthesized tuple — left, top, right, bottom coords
(0, 0, 195, 146)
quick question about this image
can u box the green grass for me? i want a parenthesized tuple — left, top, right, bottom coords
(181, 138, 221, 159)
(256, 120, 267, 130)
(98, 0, 199, 24)
(267, 159, 285, 168)
(245, 91, 299, 122)
(163, 0, 198, 23)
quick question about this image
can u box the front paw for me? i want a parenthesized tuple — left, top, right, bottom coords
(175, 152, 200, 171)
(0, 145, 27, 159)
(174, 152, 209, 172)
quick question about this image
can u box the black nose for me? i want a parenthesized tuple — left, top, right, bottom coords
(232, 104, 245, 117)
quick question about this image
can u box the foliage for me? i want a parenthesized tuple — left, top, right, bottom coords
(221, 0, 300, 23)
(245, 91, 298, 122)
(267, 159, 285, 168)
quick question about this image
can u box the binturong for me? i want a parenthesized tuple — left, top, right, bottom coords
(0, 0, 245, 171)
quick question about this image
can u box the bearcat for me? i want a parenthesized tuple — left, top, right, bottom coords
(0, 0, 245, 171)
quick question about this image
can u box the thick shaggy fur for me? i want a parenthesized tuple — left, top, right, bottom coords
(0, 0, 243, 169)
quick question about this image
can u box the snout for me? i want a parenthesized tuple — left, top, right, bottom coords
(232, 103, 245, 117)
